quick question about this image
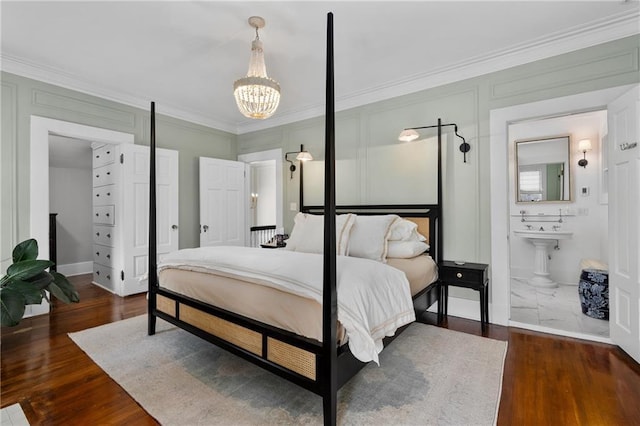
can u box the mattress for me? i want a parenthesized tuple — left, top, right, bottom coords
(159, 253, 437, 344)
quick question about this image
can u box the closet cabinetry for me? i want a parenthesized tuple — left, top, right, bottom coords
(92, 144, 119, 293)
(91, 143, 179, 296)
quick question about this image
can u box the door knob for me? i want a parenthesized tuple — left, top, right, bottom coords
(203, 225, 209, 232)
(172, 224, 178, 230)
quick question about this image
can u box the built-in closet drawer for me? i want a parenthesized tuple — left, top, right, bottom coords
(93, 185, 117, 206)
(93, 264, 117, 292)
(93, 145, 116, 168)
(93, 225, 115, 247)
(93, 205, 115, 225)
(93, 244, 114, 267)
(93, 164, 117, 187)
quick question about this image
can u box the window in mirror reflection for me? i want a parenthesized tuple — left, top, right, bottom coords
(516, 135, 571, 203)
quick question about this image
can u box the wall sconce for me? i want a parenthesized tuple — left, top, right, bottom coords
(398, 120, 470, 162)
(250, 192, 258, 209)
(578, 139, 592, 168)
(285, 144, 313, 179)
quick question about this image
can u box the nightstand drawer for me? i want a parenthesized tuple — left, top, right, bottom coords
(441, 267, 485, 285)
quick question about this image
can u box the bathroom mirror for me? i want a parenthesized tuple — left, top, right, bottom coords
(515, 135, 571, 203)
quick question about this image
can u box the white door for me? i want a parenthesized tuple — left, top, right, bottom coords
(608, 85, 639, 363)
(121, 144, 179, 296)
(199, 157, 246, 247)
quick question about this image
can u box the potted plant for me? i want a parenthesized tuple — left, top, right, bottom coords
(1, 238, 79, 327)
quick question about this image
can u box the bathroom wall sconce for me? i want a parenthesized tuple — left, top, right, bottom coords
(398, 120, 470, 162)
(285, 144, 313, 179)
(250, 192, 258, 209)
(578, 139, 592, 168)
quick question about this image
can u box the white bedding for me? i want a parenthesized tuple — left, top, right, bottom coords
(158, 246, 416, 364)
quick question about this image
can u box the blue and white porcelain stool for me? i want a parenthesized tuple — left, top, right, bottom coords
(578, 259, 609, 320)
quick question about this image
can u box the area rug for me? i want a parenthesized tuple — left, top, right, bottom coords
(69, 316, 507, 425)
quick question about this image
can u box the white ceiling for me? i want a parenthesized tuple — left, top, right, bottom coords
(2, 1, 639, 135)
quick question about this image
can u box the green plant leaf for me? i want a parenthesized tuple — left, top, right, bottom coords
(4, 278, 45, 305)
(50, 272, 80, 303)
(6, 260, 54, 281)
(1, 287, 27, 327)
(12, 239, 39, 263)
(26, 271, 55, 291)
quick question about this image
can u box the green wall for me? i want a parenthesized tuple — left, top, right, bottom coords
(2, 35, 638, 274)
(237, 35, 640, 265)
(1, 72, 237, 269)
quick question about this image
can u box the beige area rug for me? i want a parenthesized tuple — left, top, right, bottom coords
(69, 316, 507, 425)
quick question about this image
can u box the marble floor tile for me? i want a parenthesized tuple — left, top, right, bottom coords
(510, 279, 609, 338)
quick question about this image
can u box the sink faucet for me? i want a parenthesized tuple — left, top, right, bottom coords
(552, 225, 560, 231)
(539, 226, 545, 231)
(525, 224, 532, 230)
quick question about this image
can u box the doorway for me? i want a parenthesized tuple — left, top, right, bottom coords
(507, 110, 609, 339)
(489, 84, 635, 343)
(237, 149, 283, 246)
(49, 135, 94, 277)
(29, 116, 133, 316)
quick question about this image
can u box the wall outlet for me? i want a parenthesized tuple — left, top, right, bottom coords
(290, 202, 297, 211)
(581, 186, 590, 196)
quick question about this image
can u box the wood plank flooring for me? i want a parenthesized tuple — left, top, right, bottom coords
(2, 274, 639, 425)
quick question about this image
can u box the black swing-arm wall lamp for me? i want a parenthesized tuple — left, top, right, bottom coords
(285, 144, 313, 179)
(398, 121, 471, 163)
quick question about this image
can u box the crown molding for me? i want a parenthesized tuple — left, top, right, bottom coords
(2, 9, 638, 136)
(237, 9, 640, 134)
(0, 54, 239, 134)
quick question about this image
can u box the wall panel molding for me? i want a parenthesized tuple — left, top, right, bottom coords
(491, 48, 639, 100)
(1, 81, 18, 269)
(32, 89, 136, 128)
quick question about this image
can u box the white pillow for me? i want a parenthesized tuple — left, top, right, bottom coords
(347, 215, 398, 262)
(387, 241, 430, 259)
(284, 213, 354, 255)
(388, 218, 427, 242)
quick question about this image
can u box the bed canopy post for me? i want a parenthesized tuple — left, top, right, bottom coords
(437, 118, 443, 265)
(299, 143, 305, 210)
(148, 101, 158, 336)
(321, 11, 338, 426)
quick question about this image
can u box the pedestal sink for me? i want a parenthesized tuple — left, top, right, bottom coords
(513, 229, 573, 288)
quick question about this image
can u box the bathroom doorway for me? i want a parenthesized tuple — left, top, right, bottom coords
(508, 110, 609, 339)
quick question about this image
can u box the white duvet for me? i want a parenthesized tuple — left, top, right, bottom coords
(158, 246, 416, 364)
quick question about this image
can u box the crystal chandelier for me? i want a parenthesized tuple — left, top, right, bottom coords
(233, 16, 281, 120)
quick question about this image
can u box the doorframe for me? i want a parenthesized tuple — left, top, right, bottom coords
(30, 116, 133, 314)
(237, 148, 284, 238)
(489, 85, 635, 332)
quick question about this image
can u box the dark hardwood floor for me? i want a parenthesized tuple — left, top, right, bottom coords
(2, 274, 639, 425)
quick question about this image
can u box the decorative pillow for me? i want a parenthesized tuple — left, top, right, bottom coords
(388, 217, 427, 242)
(284, 213, 354, 255)
(347, 214, 398, 263)
(387, 241, 430, 259)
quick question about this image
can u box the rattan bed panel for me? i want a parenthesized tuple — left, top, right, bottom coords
(156, 294, 176, 317)
(267, 337, 317, 380)
(180, 304, 263, 356)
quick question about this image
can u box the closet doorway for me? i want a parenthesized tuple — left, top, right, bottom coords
(29, 117, 134, 316)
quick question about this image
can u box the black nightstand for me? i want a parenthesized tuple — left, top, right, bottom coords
(440, 260, 489, 331)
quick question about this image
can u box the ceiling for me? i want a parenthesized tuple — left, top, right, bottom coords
(2, 1, 639, 135)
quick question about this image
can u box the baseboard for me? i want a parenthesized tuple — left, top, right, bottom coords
(57, 261, 92, 277)
(445, 297, 484, 322)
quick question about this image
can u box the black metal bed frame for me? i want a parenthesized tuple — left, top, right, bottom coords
(147, 13, 444, 426)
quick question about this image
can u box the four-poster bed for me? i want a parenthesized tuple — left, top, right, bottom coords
(147, 13, 449, 425)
